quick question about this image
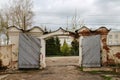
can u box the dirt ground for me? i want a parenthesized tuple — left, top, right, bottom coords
(0, 56, 119, 80)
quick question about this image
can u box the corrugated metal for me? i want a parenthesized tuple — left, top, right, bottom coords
(82, 35, 101, 67)
(18, 33, 41, 69)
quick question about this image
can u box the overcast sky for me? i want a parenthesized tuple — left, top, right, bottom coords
(0, 0, 120, 30)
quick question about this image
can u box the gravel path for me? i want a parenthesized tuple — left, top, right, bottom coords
(2, 56, 104, 80)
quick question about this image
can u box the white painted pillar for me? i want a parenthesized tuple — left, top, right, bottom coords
(79, 36, 83, 67)
(40, 38, 46, 68)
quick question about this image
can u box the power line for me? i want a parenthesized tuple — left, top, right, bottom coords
(88, 15, 120, 17)
(35, 22, 120, 25)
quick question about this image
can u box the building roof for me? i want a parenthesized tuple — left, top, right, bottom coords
(76, 26, 110, 36)
(40, 27, 77, 39)
(7, 26, 44, 33)
(46, 27, 75, 34)
(27, 26, 44, 33)
(109, 28, 120, 33)
(7, 26, 23, 31)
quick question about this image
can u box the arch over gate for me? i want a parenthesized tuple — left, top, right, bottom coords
(39, 26, 110, 68)
(39, 27, 75, 68)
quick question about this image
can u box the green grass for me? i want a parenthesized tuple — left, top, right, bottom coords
(88, 70, 100, 74)
(87, 70, 120, 75)
(86, 71, 120, 80)
(79, 67, 83, 71)
(102, 75, 112, 80)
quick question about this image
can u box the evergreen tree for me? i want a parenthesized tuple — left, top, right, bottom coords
(46, 37, 61, 56)
(44, 26, 48, 34)
(55, 37, 61, 55)
(46, 37, 56, 56)
(71, 39, 79, 56)
(61, 40, 71, 56)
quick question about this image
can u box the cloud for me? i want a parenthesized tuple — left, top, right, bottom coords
(0, 0, 120, 30)
(94, 0, 120, 15)
(0, 0, 9, 9)
(33, 0, 96, 29)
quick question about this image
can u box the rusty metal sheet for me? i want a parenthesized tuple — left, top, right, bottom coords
(18, 33, 41, 69)
(82, 35, 101, 67)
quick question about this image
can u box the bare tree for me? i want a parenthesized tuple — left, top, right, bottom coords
(0, 0, 34, 45)
(1, 0, 34, 66)
(0, 11, 8, 30)
(0, 9, 10, 45)
(9, 0, 34, 31)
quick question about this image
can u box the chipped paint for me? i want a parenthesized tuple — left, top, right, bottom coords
(115, 52, 120, 59)
(76, 26, 115, 66)
(0, 45, 12, 68)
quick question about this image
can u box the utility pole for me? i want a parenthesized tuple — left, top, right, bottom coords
(75, 9, 77, 29)
(66, 16, 68, 30)
(23, 16, 26, 31)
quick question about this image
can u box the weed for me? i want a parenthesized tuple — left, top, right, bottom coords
(102, 75, 112, 80)
(79, 67, 83, 71)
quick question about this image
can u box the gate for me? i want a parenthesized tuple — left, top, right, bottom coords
(18, 33, 41, 69)
(82, 35, 101, 67)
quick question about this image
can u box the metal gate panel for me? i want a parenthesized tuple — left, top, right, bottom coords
(82, 35, 101, 67)
(18, 33, 41, 69)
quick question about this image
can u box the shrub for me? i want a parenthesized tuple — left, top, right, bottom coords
(61, 40, 71, 56)
(71, 39, 79, 56)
